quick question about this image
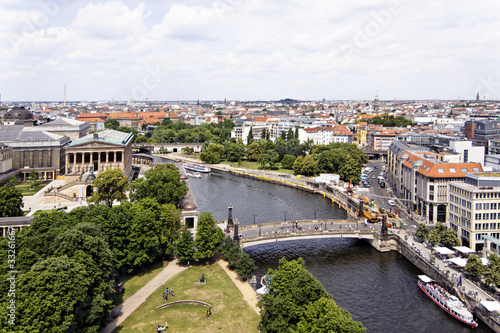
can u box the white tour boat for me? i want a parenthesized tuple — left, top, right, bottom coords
(184, 163, 211, 173)
(185, 171, 201, 178)
(417, 275, 478, 328)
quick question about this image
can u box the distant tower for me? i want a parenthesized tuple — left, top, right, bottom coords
(374, 94, 380, 112)
(476, 92, 480, 104)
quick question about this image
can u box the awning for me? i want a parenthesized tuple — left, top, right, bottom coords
(480, 301, 500, 312)
(449, 257, 467, 267)
(418, 275, 433, 283)
(433, 247, 455, 255)
(453, 246, 476, 255)
(482, 235, 500, 246)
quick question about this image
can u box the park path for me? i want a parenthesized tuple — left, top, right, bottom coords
(217, 260, 260, 314)
(100, 259, 187, 333)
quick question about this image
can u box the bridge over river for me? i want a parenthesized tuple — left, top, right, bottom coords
(220, 219, 387, 250)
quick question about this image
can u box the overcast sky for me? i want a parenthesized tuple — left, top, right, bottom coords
(1, 0, 499, 102)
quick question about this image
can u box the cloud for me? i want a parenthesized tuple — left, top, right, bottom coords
(0, 0, 499, 101)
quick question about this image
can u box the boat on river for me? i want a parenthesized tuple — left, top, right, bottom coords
(417, 275, 478, 328)
(184, 163, 211, 173)
(185, 171, 201, 178)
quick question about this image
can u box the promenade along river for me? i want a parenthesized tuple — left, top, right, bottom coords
(188, 170, 493, 333)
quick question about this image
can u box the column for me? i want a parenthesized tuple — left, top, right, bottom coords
(65, 152, 69, 175)
(81, 152, 85, 173)
(432, 204, 437, 224)
(426, 203, 430, 223)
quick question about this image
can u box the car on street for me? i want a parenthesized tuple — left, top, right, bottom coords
(388, 200, 396, 206)
(372, 175, 376, 179)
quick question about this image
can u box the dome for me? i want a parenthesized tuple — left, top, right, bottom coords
(183, 203, 197, 210)
(4, 107, 33, 120)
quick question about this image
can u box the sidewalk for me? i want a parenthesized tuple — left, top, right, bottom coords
(100, 260, 187, 333)
(391, 228, 494, 305)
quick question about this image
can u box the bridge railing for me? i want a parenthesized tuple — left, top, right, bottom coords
(240, 228, 377, 243)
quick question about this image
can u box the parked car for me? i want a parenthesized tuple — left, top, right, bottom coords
(388, 200, 396, 206)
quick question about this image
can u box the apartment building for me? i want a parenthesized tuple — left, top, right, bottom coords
(448, 173, 500, 252)
(368, 128, 406, 150)
(388, 141, 482, 224)
(299, 125, 353, 145)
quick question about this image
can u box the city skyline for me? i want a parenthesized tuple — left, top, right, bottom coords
(1, 0, 499, 101)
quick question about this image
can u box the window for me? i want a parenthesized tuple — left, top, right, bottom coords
(484, 213, 489, 220)
(476, 213, 482, 220)
(464, 149, 469, 163)
(430, 185, 434, 191)
(438, 168, 445, 173)
(493, 203, 497, 210)
(473, 168, 480, 172)
(492, 213, 497, 220)
(450, 168, 456, 173)
(476, 223, 481, 230)
(484, 203, 490, 210)
(484, 223, 489, 230)
(491, 223, 497, 230)
(462, 168, 468, 173)
(476, 203, 482, 210)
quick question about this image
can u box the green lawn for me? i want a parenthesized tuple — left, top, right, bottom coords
(16, 181, 50, 196)
(115, 262, 260, 333)
(119, 261, 165, 302)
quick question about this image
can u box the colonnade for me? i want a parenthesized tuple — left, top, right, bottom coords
(65, 151, 124, 174)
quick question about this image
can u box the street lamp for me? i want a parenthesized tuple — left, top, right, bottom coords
(253, 214, 257, 225)
(284, 212, 287, 223)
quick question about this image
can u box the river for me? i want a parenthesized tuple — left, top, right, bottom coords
(187, 170, 493, 332)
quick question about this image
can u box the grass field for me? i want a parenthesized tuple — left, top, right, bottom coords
(115, 262, 260, 333)
(16, 180, 50, 196)
(118, 261, 165, 303)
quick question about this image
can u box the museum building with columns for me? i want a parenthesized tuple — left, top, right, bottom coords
(64, 129, 134, 182)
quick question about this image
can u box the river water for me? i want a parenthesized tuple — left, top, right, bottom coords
(188, 170, 493, 332)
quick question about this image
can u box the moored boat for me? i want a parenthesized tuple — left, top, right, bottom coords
(185, 171, 201, 178)
(184, 163, 211, 173)
(417, 275, 478, 328)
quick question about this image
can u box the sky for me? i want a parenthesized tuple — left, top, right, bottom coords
(1, 0, 500, 102)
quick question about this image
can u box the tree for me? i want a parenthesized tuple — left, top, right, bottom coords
(293, 155, 304, 175)
(14, 256, 92, 332)
(246, 140, 264, 161)
(339, 154, 361, 183)
(247, 126, 254, 144)
(465, 254, 485, 279)
(175, 230, 196, 263)
(28, 170, 39, 190)
(440, 228, 459, 248)
(130, 164, 187, 206)
(415, 224, 430, 241)
(296, 297, 365, 333)
(260, 257, 364, 333)
(300, 155, 317, 176)
(233, 251, 256, 280)
(88, 169, 130, 208)
(281, 154, 296, 170)
(485, 254, 500, 288)
(104, 118, 119, 130)
(226, 139, 246, 162)
(0, 177, 23, 217)
(157, 202, 182, 255)
(194, 212, 224, 260)
(200, 143, 224, 164)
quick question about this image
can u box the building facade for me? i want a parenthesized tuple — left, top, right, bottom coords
(448, 173, 500, 251)
(64, 130, 134, 179)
